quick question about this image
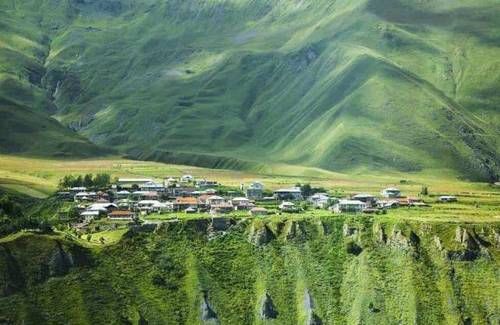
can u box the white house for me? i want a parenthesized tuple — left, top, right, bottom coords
(137, 200, 172, 213)
(279, 201, 298, 212)
(231, 197, 252, 210)
(207, 195, 225, 207)
(246, 181, 264, 200)
(381, 187, 401, 198)
(80, 210, 100, 222)
(140, 181, 165, 192)
(274, 187, 303, 200)
(332, 200, 366, 213)
(439, 195, 458, 203)
(352, 193, 377, 206)
(181, 175, 194, 183)
(308, 193, 331, 209)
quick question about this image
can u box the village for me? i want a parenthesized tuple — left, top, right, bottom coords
(55, 174, 459, 232)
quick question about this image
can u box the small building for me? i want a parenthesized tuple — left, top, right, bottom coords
(210, 203, 234, 215)
(381, 187, 401, 198)
(231, 197, 252, 210)
(69, 187, 87, 194)
(80, 210, 100, 223)
(117, 178, 154, 189)
(207, 195, 225, 207)
(74, 192, 92, 202)
(196, 179, 218, 188)
(132, 191, 159, 200)
(137, 200, 171, 213)
(352, 194, 377, 207)
(279, 201, 298, 212)
(332, 200, 366, 213)
(438, 195, 458, 203)
(249, 207, 268, 217)
(185, 207, 198, 214)
(108, 210, 135, 221)
(140, 181, 165, 192)
(274, 187, 303, 201)
(377, 200, 399, 209)
(180, 175, 194, 183)
(246, 181, 264, 200)
(116, 190, 131, 199)
(88, 203, 118, 213)
(175, 197, 199, 211)
(308, 193, 331, 209)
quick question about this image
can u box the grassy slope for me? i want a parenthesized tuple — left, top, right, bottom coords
(0, 0, 499, 180)
(0, 3, 105, 158)
(0, 218, 498, 324)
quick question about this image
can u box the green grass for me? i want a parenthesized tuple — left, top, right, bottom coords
(0, 0, 499, 180)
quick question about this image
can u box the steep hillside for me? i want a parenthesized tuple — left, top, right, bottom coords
(0, 218, 498, 324)
(1, 0, 499, 179)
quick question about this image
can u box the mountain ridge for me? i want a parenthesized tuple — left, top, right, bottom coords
(0, 0, 499, 180)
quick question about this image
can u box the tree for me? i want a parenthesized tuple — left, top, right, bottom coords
(75, 175, 83, 187)
(83, 174, 94, 188)
(94, 173, 111, 189)
(420, 186, 429, 196)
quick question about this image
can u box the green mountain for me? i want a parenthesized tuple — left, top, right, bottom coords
(0, 218, 498, 324)
(1, 0, 499, 179)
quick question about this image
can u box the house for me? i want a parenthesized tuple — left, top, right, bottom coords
(249, 207, 268, 217)
(140, 181, 165, 192)
(308, 193, 331, 209)
(74, 191, 98, 202)
(181, 175, 194, 183)
(80, 210, 100, 223)
(210, 203, 233, 215)
(117, 178, 153, 189)
(377, 200, 399, 209)
(164, 177, 178, 187)
(274, 187, 303, 201)
(137, 200, 171, 213)
(206, 195, 225, 207)
(439, 195, 458, 203)
(381, 187, 401, 198)
(132, 191, 159, 200)
(175, 197, 199, 211)
(332, 200, 366, 213)
(185, 207, 198, 214)
(231, 197, 253, 210)
(116, 190, 131, 199)
(86, 203, 118, 217)
(69, 187, 87, 194)
(246, 181, 264, 200)
(279, 201, 299, 212)
(108, 210, 135, 221)
(352, 194, 377, 207)
(196, 179, 218, 188)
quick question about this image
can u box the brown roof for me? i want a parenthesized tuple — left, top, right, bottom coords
(175, 197, 198, 205)
(108, 210, 134, 217)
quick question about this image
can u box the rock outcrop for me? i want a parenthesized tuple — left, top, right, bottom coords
(260, 293, 278, 320)
(201, 291, 219, 325)
(249, 224, 275, 247)
(304, 289, 323, 325)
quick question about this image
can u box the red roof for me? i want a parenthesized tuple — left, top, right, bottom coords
(175, 197, 198, 205)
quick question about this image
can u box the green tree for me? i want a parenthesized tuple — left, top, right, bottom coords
(94, 173, 111, 189)
(83, 174, 94, 188)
